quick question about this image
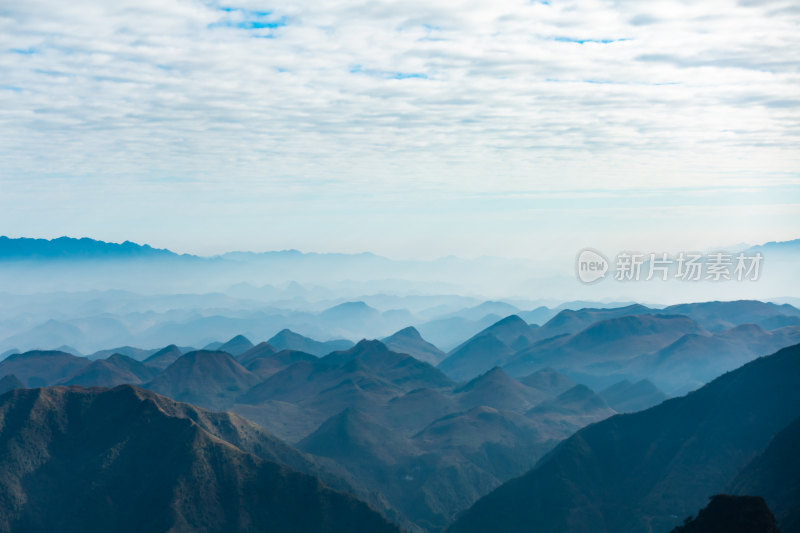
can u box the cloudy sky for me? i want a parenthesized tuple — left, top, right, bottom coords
(0, 0, 798, 259)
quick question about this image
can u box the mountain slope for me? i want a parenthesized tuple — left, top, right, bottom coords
(0, 375, 23, 395)
(267, 329, 353, 357)
(0, 350, 91, 387)
(0, 236, 179, 260)
(0, 386, 399, 533)
(217, 334, 255, 356)
(598, 379, 667, 413)
(142, 344, 183, 369)
(382, 327, 447, 365)
(437, 315, 539, 381)
(448, 343, 800, 533)
(670, 495, 781, 533)
(729, 415, 800, 533)
(145, 350, 260, 410)
(63, 353, 158, 387)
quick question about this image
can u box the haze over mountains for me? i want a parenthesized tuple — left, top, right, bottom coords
(1, 236, 799, 531)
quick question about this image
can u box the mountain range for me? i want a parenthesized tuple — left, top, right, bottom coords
(447, 343, 800, 533)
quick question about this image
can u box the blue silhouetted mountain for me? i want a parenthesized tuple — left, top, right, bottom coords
(0, 385, 400, 533)
(444, 301, 521, 321)
(381, 326, 447, 365)
(670, 495, 781, 533)
(0, 236, 182, 260)
(729, 415, 800, 532)
(519, 368, 576, 396)
(599, 379, 667, 413)
(656, 300, 800, 331)
(535, 304, 656, 338)
(504, 314, 707, 377)
(627, 323, 800, 391)
(447, 343, 800, 533)
(88, 345, 158, 361)
(0, 350, 90, 387)
(1, 319, 85, 354)
(267, 329, 354, 356)
(318, 301, 381, 329)
(0, 375, 23, 395)
(438, 315, 540, 381)
(217, 334, 254, 356)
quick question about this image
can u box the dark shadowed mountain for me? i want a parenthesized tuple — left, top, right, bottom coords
(0, 386, 400, 533)
(729, 415, 800, 533)
(438, 315, 540, 381)
(217, 334, 254, 356)
(669, 495, 782, 533)
(0, 350, 90, 387)
(145, 350, 260, 410)
(63, 353, 159, 387)
(448, 343, 800, 533)
(382, 327, 447, 365)
(267, 329, 354, 356)
(412, 405, 551, 482)
(518, 367, 576, 396)
(599, 379, 667, 413)
(298, 406, 541, 533)
(142, 344, 183, 369)
(0, 375, 23, 395)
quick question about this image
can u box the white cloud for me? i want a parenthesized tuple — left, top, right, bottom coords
(0, 0, 798, 255)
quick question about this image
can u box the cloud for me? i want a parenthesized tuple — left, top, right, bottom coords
(0, 0, 797, 256)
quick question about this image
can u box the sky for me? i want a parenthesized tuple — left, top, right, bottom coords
(0, 0, 798, 260)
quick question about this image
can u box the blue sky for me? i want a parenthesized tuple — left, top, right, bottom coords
(0, 0, 798, 260)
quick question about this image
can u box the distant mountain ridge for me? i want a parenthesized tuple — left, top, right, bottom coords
(0, 236, 183, 260)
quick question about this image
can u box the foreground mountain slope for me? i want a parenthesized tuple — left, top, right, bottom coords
(669, 495, 782, 533)
(729, 415, 800, 533)
(0, 385, 400, 533)
(448, 343, 800, 533)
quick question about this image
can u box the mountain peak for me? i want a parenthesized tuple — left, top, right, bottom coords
(386, 326, 422, 340)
